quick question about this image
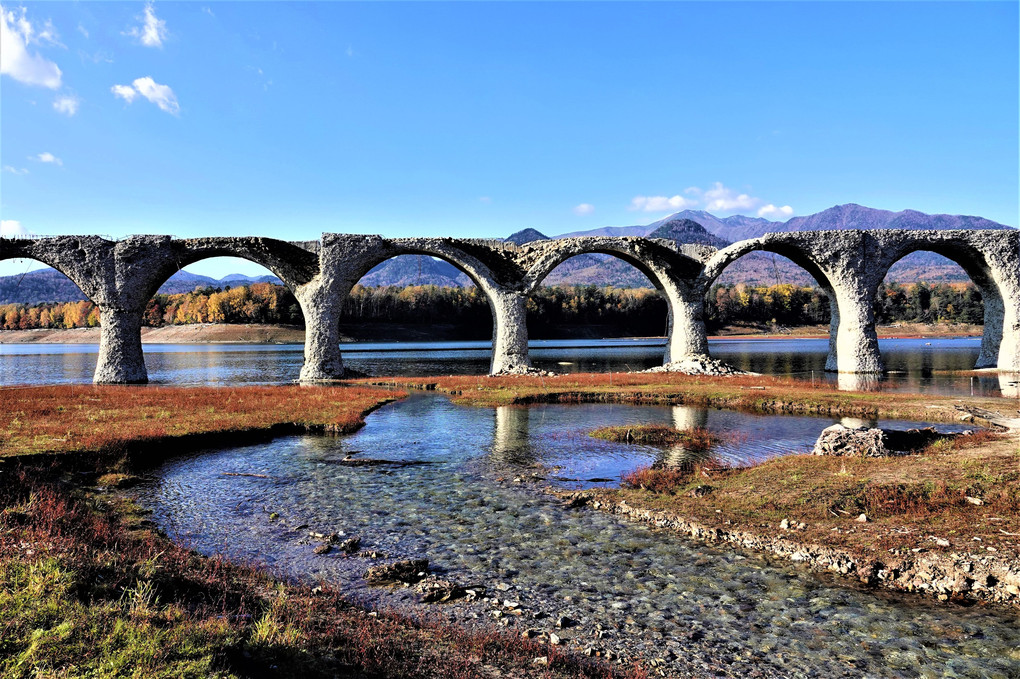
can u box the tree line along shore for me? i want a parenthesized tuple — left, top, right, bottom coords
(0, 281, 988, 342)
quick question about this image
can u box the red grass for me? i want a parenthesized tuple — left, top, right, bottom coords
(0, 385, 402, 457)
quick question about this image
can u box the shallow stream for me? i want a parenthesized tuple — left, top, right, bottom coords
(134, 394, 1020, 678)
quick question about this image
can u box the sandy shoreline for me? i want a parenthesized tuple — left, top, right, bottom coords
(0, 322, 983, 345)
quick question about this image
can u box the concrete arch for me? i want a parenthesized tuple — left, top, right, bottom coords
(135, 237, 320, 305)
(0, 252, 99, 311)
(698, 237, 844, 371)
(521, 238, 712, 362)
(866, 230, 1015, 370)
(333, 237, 532, 374)
(0, 236, 119, 306)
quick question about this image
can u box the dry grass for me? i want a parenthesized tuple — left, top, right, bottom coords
(0, 385, 402, 458)
(598, 433, 1020, 557)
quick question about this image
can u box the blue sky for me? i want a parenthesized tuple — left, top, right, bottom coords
(1, 1, 1017, 278)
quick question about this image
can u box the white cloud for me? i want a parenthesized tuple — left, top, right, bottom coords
(629, 182, 793, 218)
(201, 6, 214, 17)
(124, 2, 168, 48)
(573, 203, 595, 216)
(1, 220, 32, 238)
(629, 195, 698, 213)
(53, 94, 80, 116)
(478, 196, 491, 203)
(77, 23, 89, 39)
(33, 151, 63, 166)
(3, 166, 29, 175)
(111, 83, 138, 102)
(758, 204, 794, 218)
(702, 182, 759, 212)
(111, 77, 179, 114)
(0, 5, 63, 88)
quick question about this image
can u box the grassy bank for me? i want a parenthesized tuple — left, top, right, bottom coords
(559, 431, 1020, 605)
(0, 384, 636, 678)
(0, 385, 406, 458)
(366, 372, 1007, 423)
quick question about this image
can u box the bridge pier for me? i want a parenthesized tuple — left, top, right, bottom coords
(833, 284, 884, 374)
(296, 286, 347, 382)
(822, 285, 840, 372)
(664, 295, 709, 364)
(94, 307, 148, 384)
(976, 294, 1004, 369)
(489, 290, 532, 374)
(998, 298, 1020, 372)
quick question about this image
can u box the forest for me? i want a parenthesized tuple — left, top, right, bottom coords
(0, 280, 986, 334)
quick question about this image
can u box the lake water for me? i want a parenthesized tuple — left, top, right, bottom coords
(2, 336, 1017, 398)
(134, 393, 1020, 678)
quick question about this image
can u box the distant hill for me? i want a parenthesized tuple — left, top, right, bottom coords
(357, 256, 471, 287)
(505, 228, 549, 245)
(647, 218, 730, 248)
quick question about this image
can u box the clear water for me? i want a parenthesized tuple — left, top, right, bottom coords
(135, 394, 1020, 679)
(2, 337, 1017, 398)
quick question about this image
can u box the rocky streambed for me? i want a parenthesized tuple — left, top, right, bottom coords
(132, 394, 1020, 678)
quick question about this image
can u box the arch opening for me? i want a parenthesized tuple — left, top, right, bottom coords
(141, 256, 305, 336)
(344, 254, 491, 343)
(525, 252, 668, 342)
(701, 245, 840, 377)
(874, 247, 996, 371)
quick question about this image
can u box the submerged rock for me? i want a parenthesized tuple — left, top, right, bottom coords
(415, 575, 471, 603)
(364, 558, 430, 585)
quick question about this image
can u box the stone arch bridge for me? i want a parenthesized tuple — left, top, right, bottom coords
(2, 229, 1017, 384)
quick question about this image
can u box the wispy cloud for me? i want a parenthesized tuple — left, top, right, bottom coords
(629, 195, 697, 212)
(3, 166, 29, 175)
(53, 94, 80, 116)
(77, 23, 89, 39)
(124, 2, 168, 48)
(630, 182, 794, 218)
(478, 196, 491, 204)
(202, 6, 214, 17)
(573, 203, 595, 216)
(0, 220, 33, 238)
(32, 151, 63, 166)
(701, 182, 758, 213)
(0, 5, 63, 88)
(757, 204, 794, 218)
(111, 76, 179, 114)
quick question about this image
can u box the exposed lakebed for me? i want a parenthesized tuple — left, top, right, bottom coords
(132, 393, 1019, 678)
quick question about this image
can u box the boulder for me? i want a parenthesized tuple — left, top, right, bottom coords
(812, 424, 891, 457)
(814, 424, 962, 457)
